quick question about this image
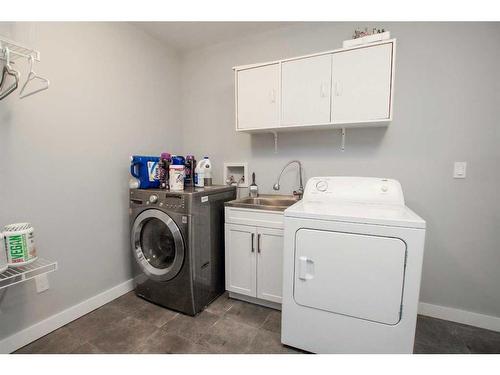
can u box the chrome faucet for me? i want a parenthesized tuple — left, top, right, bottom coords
(273, 160, 304, 199)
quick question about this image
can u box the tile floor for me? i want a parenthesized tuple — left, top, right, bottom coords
(14, 292, 500, 354)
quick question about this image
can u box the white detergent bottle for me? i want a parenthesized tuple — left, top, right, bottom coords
(203, 157, 212, 186)
(195, 159, 205, 187)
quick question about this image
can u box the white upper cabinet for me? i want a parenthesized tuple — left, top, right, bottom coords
(236, 63, 280, 130)
(331, 42, 394, 124)
(233, 39, 396, 132)
(281, 54, 332, 126)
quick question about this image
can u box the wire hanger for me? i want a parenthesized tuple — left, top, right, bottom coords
(0, 65, 4, 88)
(19, 54, 49, 99)
(0, 47, 21, 100)
(0, 58, 5, 88)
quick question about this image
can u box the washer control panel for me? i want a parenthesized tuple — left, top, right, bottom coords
(130, 190, 186, 211)
(162, 194, 185, 209)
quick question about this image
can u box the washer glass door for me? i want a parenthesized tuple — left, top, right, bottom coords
(132, 210, 185, 281)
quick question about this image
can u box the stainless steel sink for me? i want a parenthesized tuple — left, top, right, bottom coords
(225, 194, 299, 212)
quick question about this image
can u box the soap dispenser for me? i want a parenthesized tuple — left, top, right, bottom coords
(249, 172, 258, 198)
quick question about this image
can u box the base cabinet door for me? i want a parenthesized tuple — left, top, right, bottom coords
(256, 227, 284, 303)
(225, 224, 257, 297)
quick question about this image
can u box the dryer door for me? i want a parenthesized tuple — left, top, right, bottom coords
(294, 229, 406, 325)
(131, 209, 185, 281)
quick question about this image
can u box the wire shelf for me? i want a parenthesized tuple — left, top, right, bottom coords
(0, 258, 57, 290)
(0, 36, 40, 62)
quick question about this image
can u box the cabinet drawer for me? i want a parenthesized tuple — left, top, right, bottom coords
(225, 207, 284, 229)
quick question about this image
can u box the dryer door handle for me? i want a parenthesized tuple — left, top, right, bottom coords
(298, 256, 315, 281)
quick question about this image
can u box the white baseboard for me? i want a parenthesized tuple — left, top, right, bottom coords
(0, 278, 134, 354)
(418, 302, 500, 332)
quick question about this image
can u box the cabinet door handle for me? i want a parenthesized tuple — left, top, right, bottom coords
(320, 82, 328, 98)
(269, 89, 276, 103)
(257, 234, 261, 253)
(251, 233, 255, 253)
(334, 81, 342, 96)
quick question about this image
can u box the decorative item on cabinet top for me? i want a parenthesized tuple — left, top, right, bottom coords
(345, 29, 390, 47)
(233, 38, 396, 152)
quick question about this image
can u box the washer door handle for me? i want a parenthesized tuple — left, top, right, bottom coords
(298, 256, 315, 281)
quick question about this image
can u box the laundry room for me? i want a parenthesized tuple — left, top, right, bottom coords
(0, 1, 499, 373)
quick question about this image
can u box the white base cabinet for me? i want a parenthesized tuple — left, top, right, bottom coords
(225, 208, 284, 305)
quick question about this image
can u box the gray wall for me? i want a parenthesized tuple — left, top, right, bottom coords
(0, 23, 182, 339)
(179, 23, 500, 317)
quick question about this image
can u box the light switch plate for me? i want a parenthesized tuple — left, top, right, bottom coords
(453, 162, 467, 178)
(35, 274, 50, 293)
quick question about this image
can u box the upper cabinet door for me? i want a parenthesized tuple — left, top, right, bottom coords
(236, 64, 280, 130)
(281, 55, 332, 126)
(331, 42, 394, 124)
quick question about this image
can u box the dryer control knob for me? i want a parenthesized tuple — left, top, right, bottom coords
(316, 180, 328, 192)
(381, 185, 389, 193)
(149, 195, 158, 203)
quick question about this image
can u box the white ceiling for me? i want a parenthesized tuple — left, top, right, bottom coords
(134, 22, 296, 52)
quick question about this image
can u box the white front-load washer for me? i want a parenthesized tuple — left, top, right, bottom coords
(281, 177, 426, 353)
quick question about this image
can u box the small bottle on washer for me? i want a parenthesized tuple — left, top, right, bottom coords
(158, 152, 171, 189)
(185, 155, 196, 187)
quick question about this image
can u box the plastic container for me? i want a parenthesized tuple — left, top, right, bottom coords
(185, 155, 196, 187)
(130, 155, 160, 189)
(202, 157, 212, 186)
(194, 157, 213, 187)
(129, 178, 140, 189)
(171, 155, 185, 166)
(0, 233, 7, 273)
(158, 152, 172, 189)
(195, 159, 205, 187)
(4, 223, 37, 267)
(169, 164, 185, 191)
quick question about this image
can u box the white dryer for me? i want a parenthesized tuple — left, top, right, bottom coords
(281, 177, 426, 353)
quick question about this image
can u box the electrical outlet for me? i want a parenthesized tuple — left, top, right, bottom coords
(453, 162, 467, 179)
(35, 274, 50, 293)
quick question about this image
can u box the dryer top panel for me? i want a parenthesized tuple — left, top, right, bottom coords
(285, 177, 425, 229)
(302, 177, 405, 206)
(285, 200, 425, 229)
